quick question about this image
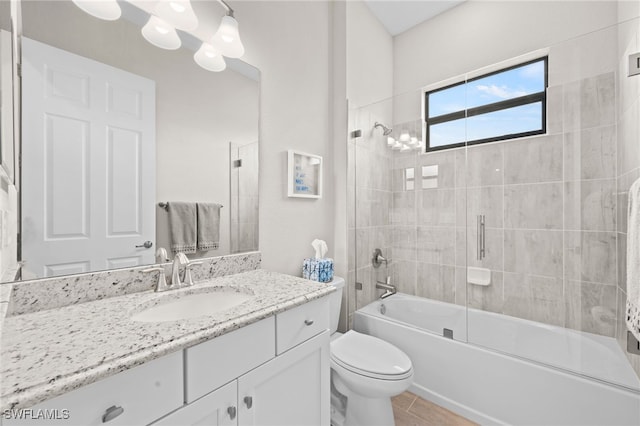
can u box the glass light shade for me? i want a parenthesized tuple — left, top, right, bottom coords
(392, 141, 403, 150)
(399, 132, 411, 142)
(72, 0, 121, 20)
(408, 137, 418, 146)
(400, 144, 411, 152)
(155, 0, 198, 31)
(387, 137, 395, 146)
(142, 16, 181, 50)
(212, 15, 245, 58)
(194, 43, 226, 72)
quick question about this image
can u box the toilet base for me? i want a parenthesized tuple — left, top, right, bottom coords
(344, 392, 395, 426)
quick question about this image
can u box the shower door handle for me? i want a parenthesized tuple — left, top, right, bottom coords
(476, 215, 486, 260)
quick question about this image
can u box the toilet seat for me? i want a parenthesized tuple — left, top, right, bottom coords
(330, 331, 413, 380)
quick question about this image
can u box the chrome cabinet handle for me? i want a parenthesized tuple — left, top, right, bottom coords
(244, 396, 253, 409)
(102, 405, 124, 423)
(227, 406, 237, 419)
(135, 240, 153, 249)
(304, 319, 314, 326)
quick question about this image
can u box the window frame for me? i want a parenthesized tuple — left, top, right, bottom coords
(424, 56, 548, 152)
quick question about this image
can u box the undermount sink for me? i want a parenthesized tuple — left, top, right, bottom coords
(131, 289, 254, 322)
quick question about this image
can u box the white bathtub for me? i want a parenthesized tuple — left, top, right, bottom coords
(353, 293, 640, 426)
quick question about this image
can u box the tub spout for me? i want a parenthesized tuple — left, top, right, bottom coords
(376, 279, 396, 299)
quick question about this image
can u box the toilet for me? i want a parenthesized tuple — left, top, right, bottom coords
(328, 277, 413, 426)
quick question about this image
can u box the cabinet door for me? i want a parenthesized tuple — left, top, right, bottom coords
(237, 331, 329, 426)
(152, 381, 238, 426)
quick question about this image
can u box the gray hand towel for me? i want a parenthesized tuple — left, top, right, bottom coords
(167, 202, 197, 254)
(197, 203, 221, 251)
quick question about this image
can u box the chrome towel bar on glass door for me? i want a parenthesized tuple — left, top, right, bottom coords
(477, 215, 486, 260)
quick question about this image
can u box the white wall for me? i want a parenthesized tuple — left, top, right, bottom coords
(394, 0, 618, 95)
(346, 0, 394, 108)
(231, 1, 334, 276)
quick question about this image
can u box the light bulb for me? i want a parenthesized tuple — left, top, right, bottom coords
(142, 16, 181, 50)
(72, 0, 121, 20)
(399, 132, 410, 142)
(387, 137, 395, 146)
(194, 43, 226, 72)
(212, 15, 245, 58)
(155, 0, 198, 31)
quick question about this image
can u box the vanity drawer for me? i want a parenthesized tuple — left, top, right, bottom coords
(276, 296, 329, 355)
(3, 351, 183, 426)
(185, 316, 275, 403)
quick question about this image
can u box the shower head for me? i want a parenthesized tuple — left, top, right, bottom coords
(374, 122, 393, 136)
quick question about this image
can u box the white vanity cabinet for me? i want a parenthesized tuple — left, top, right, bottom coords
(3, 352, 184, 426)
(157, 296, 330, 426)
(3, 296, 330, 426)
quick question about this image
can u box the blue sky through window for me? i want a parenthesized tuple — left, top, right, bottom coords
(426, 58, 546, 148)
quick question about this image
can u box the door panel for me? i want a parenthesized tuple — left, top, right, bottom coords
(22, 37, 155, 278)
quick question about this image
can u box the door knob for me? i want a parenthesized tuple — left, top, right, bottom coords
(244, 396, 253, 409)
(227, 406, 237, 419)
(135, 240, 153, 249)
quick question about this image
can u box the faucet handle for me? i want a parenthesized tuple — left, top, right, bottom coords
(143, 267, 170, 292)
(183, 261, 203, 286)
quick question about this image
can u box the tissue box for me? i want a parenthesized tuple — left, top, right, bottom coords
(303, 258, 334, 283)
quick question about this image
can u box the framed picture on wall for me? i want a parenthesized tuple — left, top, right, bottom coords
(287, 150, 322, 199)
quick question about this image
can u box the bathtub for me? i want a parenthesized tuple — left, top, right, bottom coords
(353, 293, 640, 426)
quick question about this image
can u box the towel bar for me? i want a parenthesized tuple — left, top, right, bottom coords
(158, 202, 224, 211)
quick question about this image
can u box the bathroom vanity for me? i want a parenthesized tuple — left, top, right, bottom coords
(0, 268, 332, 425)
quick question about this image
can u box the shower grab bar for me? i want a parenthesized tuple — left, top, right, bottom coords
(477, 215, 486, 260)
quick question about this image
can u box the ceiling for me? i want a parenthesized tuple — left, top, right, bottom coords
(363, 0, 466, 36)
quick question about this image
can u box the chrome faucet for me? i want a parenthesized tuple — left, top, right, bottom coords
(376, 277, 396, 299)
(171, 253, 189, 287)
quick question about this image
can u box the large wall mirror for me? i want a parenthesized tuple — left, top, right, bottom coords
(3, 0, 259, 283)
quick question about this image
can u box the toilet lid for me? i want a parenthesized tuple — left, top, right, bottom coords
(330, 331, 412, 379)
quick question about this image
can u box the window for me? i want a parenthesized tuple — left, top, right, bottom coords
(424, 57, 548, 151)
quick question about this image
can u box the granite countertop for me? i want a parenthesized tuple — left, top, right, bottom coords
(0, 269, 334, 410)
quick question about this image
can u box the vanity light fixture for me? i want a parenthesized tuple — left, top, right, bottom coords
(155, 0, 198, 31)
(387, 137, 396, 146)
(142, 15, 182, 50)
(211, 13, 245, 58)
(72, 0, 245, 71)
(72, 0, 121, 21)
(194, 42, 227, 72)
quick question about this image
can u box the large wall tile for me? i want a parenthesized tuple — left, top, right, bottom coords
(417, 263, 455, 303)
(504, 183, 563, 229)
(418, 189, 456, 227)
(356, 188, 373, 228)
(392, 226, 417, 261)
(465, 143, 504, 187)
(355, 227, 371, 269)
(504, 134, 563, 184)
(467, 270, 504, 314)
(417, 226, 456, 265)
(564, 231, 617, 285)
(563, 72, 616, 131)
(564, 125, 616, 180)
(391, 191, 416, 225)
(504, 229, 563, 277)
(503, 273, 564, 326)
(564, 280, 616, 337)
(417, 150, 456, 188)
(564, 179, 616, 231)
(460, 186, 503, 228)
(618, 101, 640, 175)
(454, 267, 467, 306)
(370, 189, 391, 227)
(390, 260, 417, 295)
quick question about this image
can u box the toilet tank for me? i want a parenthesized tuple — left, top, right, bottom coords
(328, 276, 345, 334)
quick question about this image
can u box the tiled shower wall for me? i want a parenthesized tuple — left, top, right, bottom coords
(616, 14, 640, 377)
(230, 141, 259, 253)
(348, 23, 633, 342)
